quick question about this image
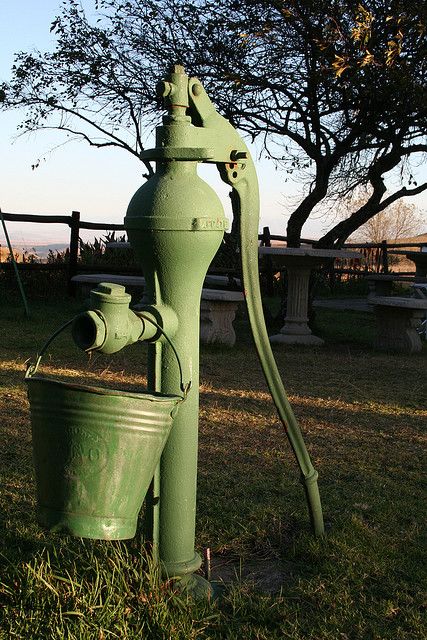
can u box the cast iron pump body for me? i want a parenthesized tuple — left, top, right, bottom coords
(72, 65, 324, 594)
(126, 66, 323, 581)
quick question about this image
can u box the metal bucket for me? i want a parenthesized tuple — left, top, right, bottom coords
(25, 320, 186, 540)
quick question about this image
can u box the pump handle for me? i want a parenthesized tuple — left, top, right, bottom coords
(184, 73, 325, 536)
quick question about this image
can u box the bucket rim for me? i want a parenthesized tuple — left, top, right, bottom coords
(26, 375, 182, 404)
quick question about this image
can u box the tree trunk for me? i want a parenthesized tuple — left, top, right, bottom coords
(286, 177, 329, 246)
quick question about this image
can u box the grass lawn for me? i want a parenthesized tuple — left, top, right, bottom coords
(0, 295, 426, 639)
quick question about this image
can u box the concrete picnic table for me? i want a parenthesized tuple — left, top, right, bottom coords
(366, 273, 427, 298)
(259, 247, 361, 346)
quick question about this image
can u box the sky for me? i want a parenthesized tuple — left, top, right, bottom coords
(0, 0, 426, 247)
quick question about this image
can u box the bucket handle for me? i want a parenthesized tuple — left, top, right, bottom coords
(25, 314, 192, 400)
(138, 312, 192, 399)
(25, 319, 75, 380)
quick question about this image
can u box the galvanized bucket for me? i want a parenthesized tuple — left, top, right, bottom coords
(26, 320, 188, 540)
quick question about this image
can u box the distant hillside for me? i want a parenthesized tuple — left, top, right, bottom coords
(391, 232, 427, 245)
(28, 243, 69, 259)
(0, 243, 68, 262)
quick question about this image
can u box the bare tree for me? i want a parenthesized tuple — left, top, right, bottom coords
(1, 0, 426, 246)
(342, 194, 426, 242)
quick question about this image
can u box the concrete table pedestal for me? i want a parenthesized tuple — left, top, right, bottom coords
(270, 264, 324, 345)
(260, 247, 360, 346)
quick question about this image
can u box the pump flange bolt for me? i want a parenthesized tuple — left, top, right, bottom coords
(230, 150, 248, 161)
(192, 83, 203, 97)
(156, 80, 175, 99)
(97, 282, 125, 296)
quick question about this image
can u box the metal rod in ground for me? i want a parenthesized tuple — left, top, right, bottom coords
(203, 548, 212, 581)
(0, 208, 30, 318)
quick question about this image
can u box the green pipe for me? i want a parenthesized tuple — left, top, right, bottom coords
(0, 209, 30, 317)
(235, 177, 324, 536)
(144, 340, 163, 562)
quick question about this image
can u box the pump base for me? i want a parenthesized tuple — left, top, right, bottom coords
(161, 551, 203, 579)
(173, 573, 214, 600)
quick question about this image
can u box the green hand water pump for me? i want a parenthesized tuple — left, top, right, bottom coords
(26, 65, 323, 594)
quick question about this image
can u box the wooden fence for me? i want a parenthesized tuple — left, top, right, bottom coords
(0, 210, 125, 294)
(1, 212, 425, 294)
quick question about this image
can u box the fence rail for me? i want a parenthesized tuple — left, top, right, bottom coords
(1, 213, 425, 295)
(0, 210, 127, 294)
(0, 211, 126, 231)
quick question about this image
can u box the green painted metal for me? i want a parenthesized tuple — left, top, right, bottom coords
(123, 65, 324, 583)
(124, 67, 227, 579)
(232, 168, 324, 536)
(142, 340, 163, 563)
(26, 322, 183, 540)
(125, 157, 225, 580)
(72, 282, 146, 354)
(26, 64, 324, 594)
(185, 70, 324, 537)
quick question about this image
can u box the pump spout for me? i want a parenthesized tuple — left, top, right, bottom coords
(71, 282, 157, 355)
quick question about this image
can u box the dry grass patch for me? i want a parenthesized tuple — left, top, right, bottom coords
(0, 298, 426, 639)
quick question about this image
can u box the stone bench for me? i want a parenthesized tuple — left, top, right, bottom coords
(71, 274, 244, 347)
(72, 272, 241, 294)
(369, 296, 427, 353)
(203, 274, 241, 290)
(366, 274, 427, 298)
(71, 273, 146, 298)
(412, 282, 427, 299)
(200, 289, 244, 347)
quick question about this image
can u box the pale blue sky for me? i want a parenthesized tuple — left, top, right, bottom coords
(1, 0, 425, 246)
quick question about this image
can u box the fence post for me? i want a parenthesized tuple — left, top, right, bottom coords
(0, 208, 31, 317)
(68, 210, 80, 296)
(261, 226, 275, 296)
(381, 240, 389, 274)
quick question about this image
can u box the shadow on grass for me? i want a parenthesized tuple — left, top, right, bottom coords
(0, 300, 426, 638)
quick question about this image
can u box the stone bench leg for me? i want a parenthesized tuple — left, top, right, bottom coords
(200, 300, 238, 347)
(374, 307, 425, 353)
(367, 280, 395, 299)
